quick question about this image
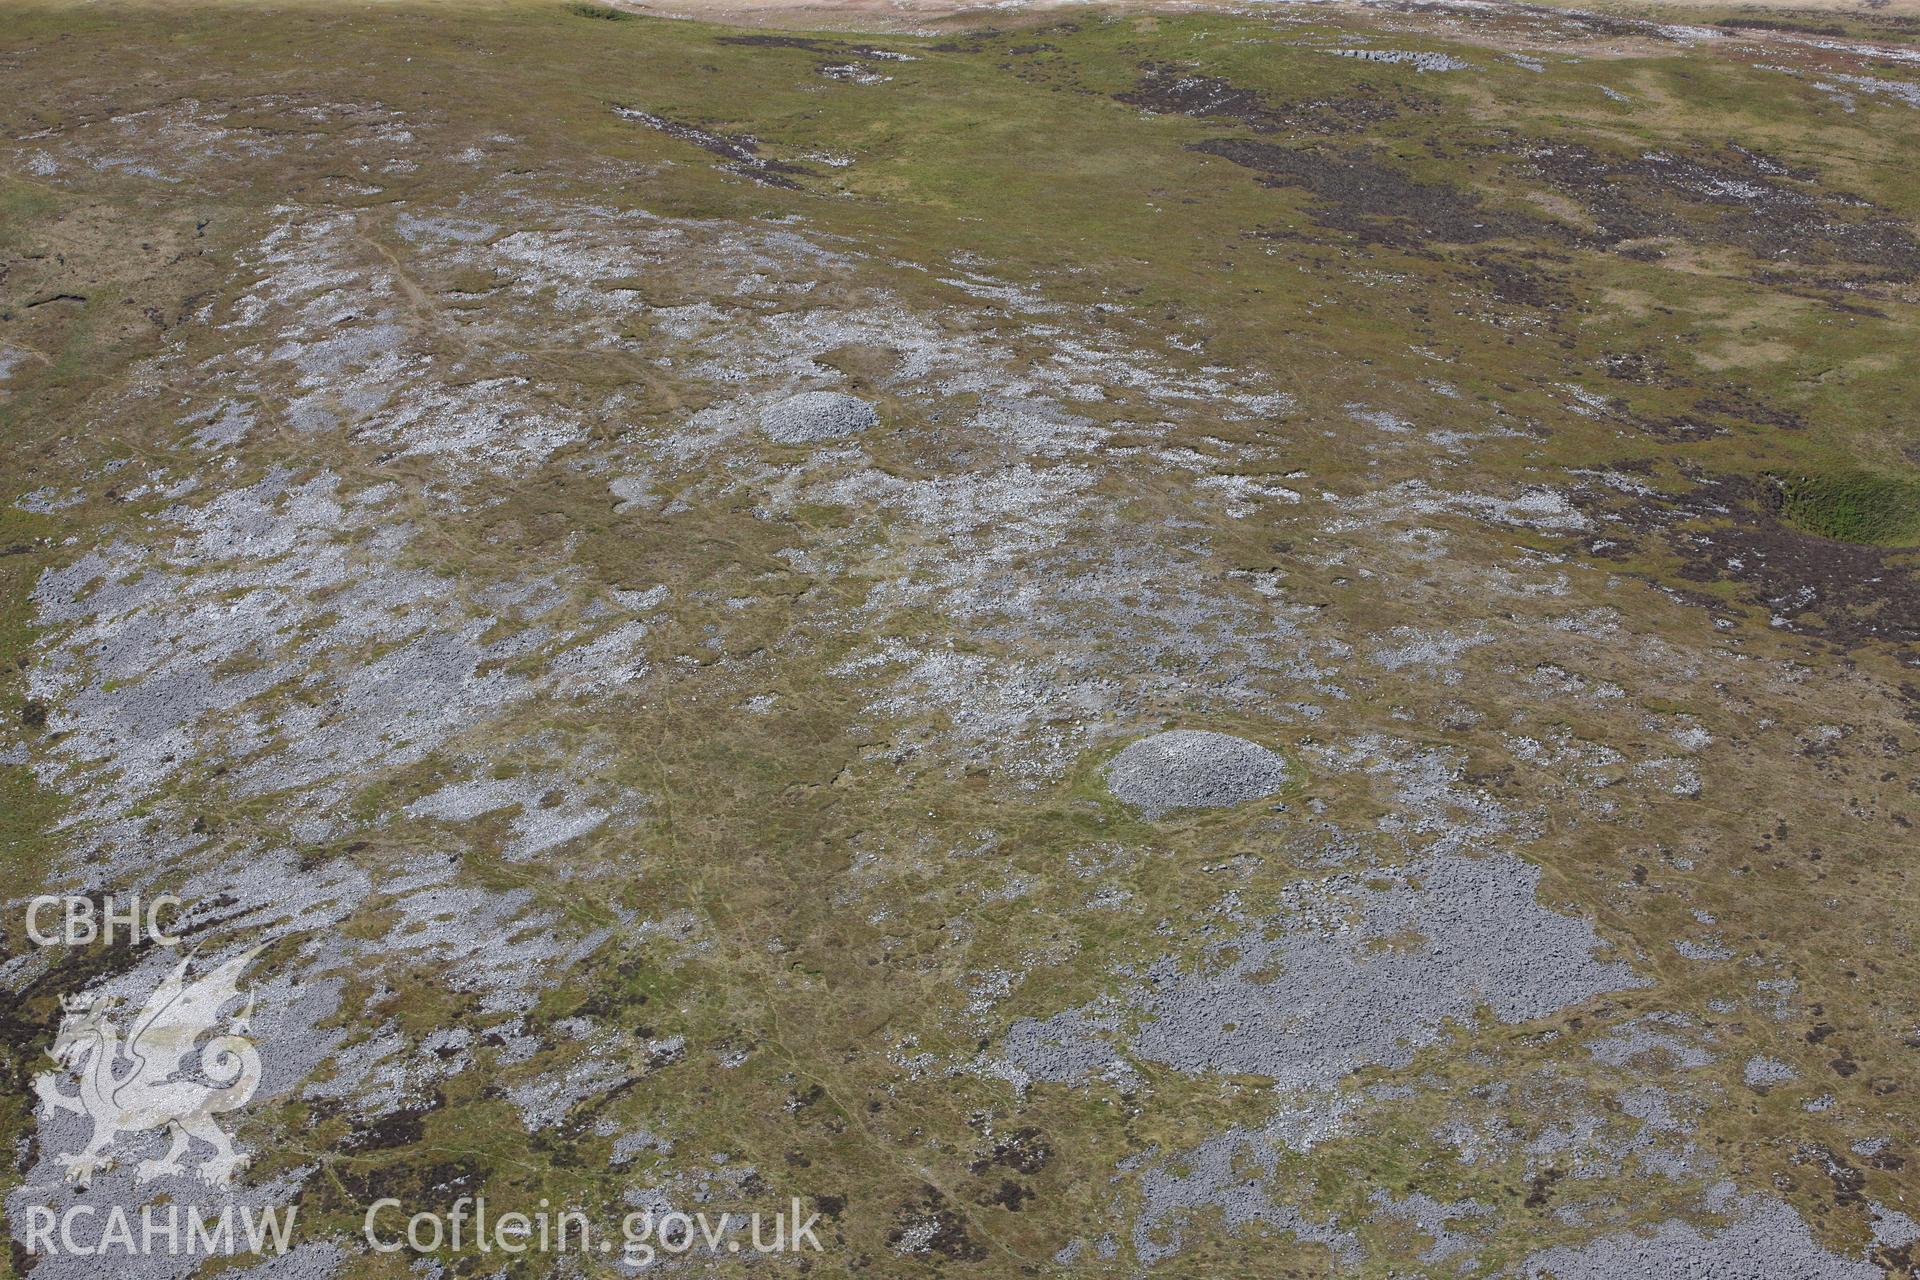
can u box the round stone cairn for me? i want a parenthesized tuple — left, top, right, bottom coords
(760, 391, 879, 444)
(1105, 729, 1290, 818)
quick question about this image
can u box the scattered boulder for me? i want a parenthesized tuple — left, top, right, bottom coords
(608, 473, 658, 513)
(760, 391, 878, 444)
(1105, 729, 1289, 817)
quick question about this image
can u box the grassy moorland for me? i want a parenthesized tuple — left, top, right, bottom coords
(2, 1, 1918, 1274)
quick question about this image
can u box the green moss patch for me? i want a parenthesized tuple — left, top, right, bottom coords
(1776, 470, 1920, 546)
(567, 2, 633, 19)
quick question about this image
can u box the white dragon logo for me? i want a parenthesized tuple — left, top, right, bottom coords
(34, 946, 265, 1189)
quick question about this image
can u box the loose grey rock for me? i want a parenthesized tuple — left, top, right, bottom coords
(1105, 729, 1289, 817)
(1131, 1125, 1359, 1267)
(1327, 48, 1470, 73)
(1520, 1192, 1877, 1279)
(759, 391, 878, 444)
(1123, 849, 1645, 1086)
(1872, 1203, 1920, 1250)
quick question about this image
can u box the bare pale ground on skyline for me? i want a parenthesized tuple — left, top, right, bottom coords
(612, 0, 1920, 30)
